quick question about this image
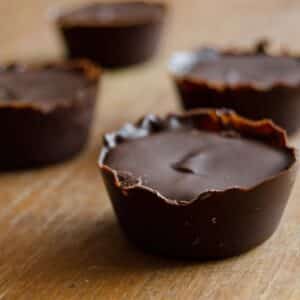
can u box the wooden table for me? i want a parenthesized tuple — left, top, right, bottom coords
(1, 0, 300, 299)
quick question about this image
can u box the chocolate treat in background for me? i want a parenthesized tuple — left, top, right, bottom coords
(170, 42, 300, 134)
(99, 109, 297, 259)
(0, 60, 101, 170)
(55, 1, 167, 68)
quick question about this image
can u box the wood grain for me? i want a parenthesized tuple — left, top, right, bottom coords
(0, 0, 300, 299)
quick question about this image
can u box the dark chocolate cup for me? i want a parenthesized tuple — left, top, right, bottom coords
(169, 44, 300, 134)
(0, 60, 101, 170)
(99, 109, 297, 259)
(55, 2, 167, 68)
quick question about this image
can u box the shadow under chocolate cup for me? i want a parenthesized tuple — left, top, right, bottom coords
(169, 42, 300, 134)
(0, 60, 101, 170)
(55, 1, 167, 68)
(99, 109, 297, 259)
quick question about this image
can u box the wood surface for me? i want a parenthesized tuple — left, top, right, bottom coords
(0, 0, 300, 299)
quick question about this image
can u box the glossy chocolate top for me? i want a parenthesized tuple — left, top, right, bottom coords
(172, 48, 300, 88)
(57, 2, 165, 26)
(0, 65, 92, 103)
(105, 125, 293, 201)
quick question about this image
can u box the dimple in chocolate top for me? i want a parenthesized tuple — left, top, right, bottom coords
(58, 2, 165, 26)
(105, 128, 293, 201)
(0, 66, 91, 102)
(187, 49, 300, 87)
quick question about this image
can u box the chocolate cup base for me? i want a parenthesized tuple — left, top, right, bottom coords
(104, 166, 297, 260)
(0, 103, 94, 170)
(176, 83, 300, 135)
(123, 231, 268, 261)
(60, 22, 163, 68)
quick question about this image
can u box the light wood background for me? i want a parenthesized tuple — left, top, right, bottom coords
(1, 0, 300, 299)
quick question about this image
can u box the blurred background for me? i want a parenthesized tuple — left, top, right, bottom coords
(1, 0, 300, 62)
(2, 0, 299, 131)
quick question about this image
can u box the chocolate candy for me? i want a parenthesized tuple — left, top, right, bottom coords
(99, 109, 297, 259)
(0, 60, 100, 169)
(55, 1, 167, 68)
(170, 43, 300, 134)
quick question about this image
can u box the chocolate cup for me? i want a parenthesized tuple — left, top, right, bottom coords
(99, 109, 297, 259)
(169, 43, 300, 134)
(0, 60, 101, 170)
(55, 2, 167, 68)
